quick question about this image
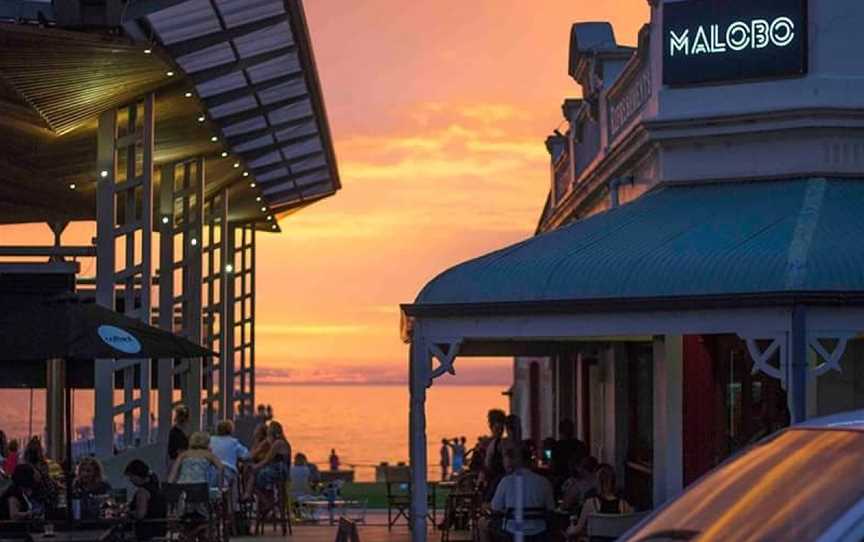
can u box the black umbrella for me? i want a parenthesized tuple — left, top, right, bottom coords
(0, 293, 214, 519)
(0, 293, 213, 360)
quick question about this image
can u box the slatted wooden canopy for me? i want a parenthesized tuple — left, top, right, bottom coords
(0, 0, 339, 230)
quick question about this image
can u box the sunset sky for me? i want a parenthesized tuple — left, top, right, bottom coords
(4, 1, 649, 385)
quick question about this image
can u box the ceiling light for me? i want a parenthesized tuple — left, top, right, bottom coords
(266, 215, 273, 221)
(166, 71, 175, 77)
(99, 170, 109, 178)
(190, 237, 198, 246)
(225, 264, 234, 273)
(250, 182, 256, 188)
(233, 162, 240, 168)
(210, 136, 218, 142)
(255, 196, 262, 202)
(184, 92, 193, 98)
(271, 224, 277, 230)
(161, 216, 170, 224)
(221, 151, 228, 158)
(197, 115, 206, 123)
(68, 183, 76, 190)
(144, 48, 152, 54)
(242, 171, 249, 177)
(260, 206, 267, 212)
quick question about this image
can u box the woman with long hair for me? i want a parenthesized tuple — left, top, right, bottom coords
(569, 463, 633, 539)
(72, 457, 112, 519)
(23, 437, 57, 515)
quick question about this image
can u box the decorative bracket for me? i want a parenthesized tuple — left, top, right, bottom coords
(808, 332, 855, 377)
(742, 334, 787, 388)
(740, 331, 854, 389)
(427, 339, 462, 387)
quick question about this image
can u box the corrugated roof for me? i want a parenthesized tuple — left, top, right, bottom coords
(145, 0, 340, 213)
(415, 179, 864, 307)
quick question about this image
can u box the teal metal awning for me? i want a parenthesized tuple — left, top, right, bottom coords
(407, 178, 864, 316)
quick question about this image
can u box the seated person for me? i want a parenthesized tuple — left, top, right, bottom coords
(560, 455, 598, 513)
(209, 420, 249, 482)
(289, 453, 314, 499)
(487, 445, 555, 542)
(246, 422, 291, 514)
(0, 464, 37, 521)
(568, 464, 633, 540)
(72, 457, 112, 519)
(124, 460, 167, 542)
(169, 431, 224, 521)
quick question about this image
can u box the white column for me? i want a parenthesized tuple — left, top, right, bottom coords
(409, 335, 429, 541)
(653, 335, 683, 506)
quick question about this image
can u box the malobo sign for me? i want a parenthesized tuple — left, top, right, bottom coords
(664, 0, 807, 86)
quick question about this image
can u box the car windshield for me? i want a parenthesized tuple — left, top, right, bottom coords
(625, 428, 864, 542)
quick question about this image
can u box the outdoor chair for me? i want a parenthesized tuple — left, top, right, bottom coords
(384, 468, 412, 530)
(162, 482, 216, 542)
(586, 511, 649, 542)
(253, 478, 292, 536)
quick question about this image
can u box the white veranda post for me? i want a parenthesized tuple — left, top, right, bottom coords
(409, 335, 429, 540)
(95, 96, 155, 457)
(409, 331, 461, 541)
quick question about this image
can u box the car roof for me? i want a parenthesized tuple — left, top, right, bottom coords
(796, 408, 864, 430)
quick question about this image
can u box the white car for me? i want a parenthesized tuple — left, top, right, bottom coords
(622, 410, 864, 542)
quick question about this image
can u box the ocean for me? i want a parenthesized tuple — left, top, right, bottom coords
(0, 384, 507, 481)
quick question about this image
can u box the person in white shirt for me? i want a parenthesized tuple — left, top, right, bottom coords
(210, 420, 250, 475)
(488, 445, 555, 541)
(289, 453, 314, 499)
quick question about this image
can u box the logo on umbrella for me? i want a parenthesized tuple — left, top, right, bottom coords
(97, 325, 142, 354)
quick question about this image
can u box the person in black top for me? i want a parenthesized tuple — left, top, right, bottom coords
(482, 409, 507, 502)
(570, 464, 633, 538)
(0, 464, 36, 521)
(551, 419, 588, 481)
(167, 405, 190, 475)
(124, 460, 166, 541)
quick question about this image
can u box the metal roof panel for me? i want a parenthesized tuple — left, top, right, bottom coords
(415, 179, 864, 305)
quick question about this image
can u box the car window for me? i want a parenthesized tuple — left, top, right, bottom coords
(625, 429, 864, 542)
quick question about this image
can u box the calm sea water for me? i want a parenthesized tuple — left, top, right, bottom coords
(0, 384, 506, 481)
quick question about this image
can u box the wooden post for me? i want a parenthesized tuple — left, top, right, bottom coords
(409, 335, 429, 541)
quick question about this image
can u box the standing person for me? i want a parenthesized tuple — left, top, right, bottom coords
(3, 439, 18, 476)
(328, 448, 340, 471)
(487, 445, 555, 542)
(167, 405, 190, 477)
(439, 439, 451, 481)
(483, 409, 507, 501)
(551, 419, 588, 481)
(0, 430, 8, 462)
(123, 460, 166, 541)
(450, 438, 466, 477)
(265, 405, 274, 421)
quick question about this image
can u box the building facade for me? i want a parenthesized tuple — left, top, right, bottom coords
(404, 1, 864, 535)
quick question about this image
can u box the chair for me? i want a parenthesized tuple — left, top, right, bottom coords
(586, 512, 649, 542)
(164, 482, 216, 542)
(253, 477, 293, 536)
(384, 468, 412, 530)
